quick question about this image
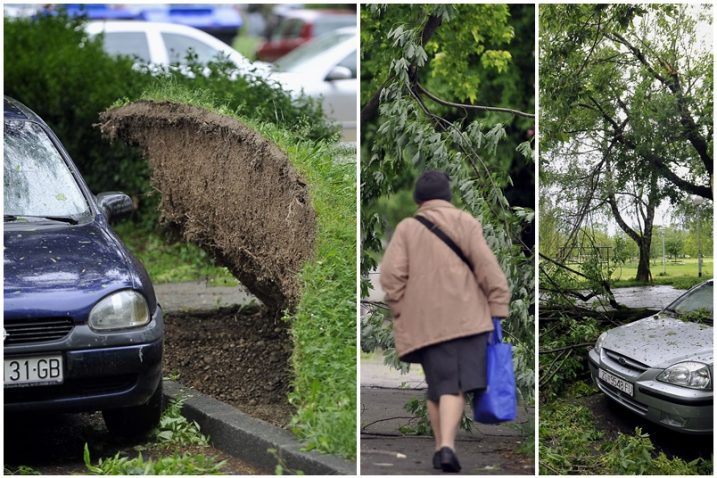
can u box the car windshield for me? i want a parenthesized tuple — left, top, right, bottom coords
(4, 120, 90, 219)
(313, 16, 357, 37)
(666, 282, 713, 316)
(273, 31, 353, 72)
(162, 32, 226, 64)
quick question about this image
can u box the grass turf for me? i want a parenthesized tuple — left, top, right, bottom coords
(110, 87, 356, 460)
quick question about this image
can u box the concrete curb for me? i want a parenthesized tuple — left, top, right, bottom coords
(163, 380, 356, 475)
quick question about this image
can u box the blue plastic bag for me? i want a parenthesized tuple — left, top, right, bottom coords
(473, 319, 517, 423)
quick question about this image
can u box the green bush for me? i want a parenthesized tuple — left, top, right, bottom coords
(5, 13, 337, 227)
(4, 13, 153, 202)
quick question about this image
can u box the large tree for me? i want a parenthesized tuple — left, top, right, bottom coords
(540, 4, 712, 282)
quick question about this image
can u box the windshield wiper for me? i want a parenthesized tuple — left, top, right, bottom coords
(35, 215, 79, 225)
(4, 214, 78, 225)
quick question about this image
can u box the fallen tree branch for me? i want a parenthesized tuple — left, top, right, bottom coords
(539, 342, 594, 355)
(539, 350, 572, 388)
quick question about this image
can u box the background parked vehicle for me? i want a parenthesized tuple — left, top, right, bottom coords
(138, 4, 243, 46)
(85, 20, 267, 75)
(274, 27, 357, 139)
(257, 8, 356, 62)
(588, 280, 713, 434)
(53, 4, 243, 45)
(4, 96, 164, 438)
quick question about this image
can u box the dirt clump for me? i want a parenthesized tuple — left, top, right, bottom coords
(163, 305, 294, 427)
(99, 101, 316, 313)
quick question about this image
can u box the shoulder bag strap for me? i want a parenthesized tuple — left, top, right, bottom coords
(414, 215, 474, 271)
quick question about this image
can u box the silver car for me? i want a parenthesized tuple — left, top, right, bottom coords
(588, 280, 713, 434)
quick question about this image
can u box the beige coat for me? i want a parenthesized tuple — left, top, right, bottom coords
(380, 200, 510, 361)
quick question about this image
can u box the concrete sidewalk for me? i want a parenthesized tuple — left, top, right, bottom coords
(360, 355, 534, 475)
(360, 387, 534, 475)
(154, 281, 256, 313)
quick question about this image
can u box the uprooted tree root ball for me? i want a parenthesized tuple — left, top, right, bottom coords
(99, 101, 316, 313)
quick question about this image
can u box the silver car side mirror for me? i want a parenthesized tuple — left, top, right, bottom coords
(325, 65, 353, 81)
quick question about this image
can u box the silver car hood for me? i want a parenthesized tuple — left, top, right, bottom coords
(603, 313, 713, 369)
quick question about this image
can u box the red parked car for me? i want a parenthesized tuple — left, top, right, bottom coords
(257, 9, 356, 62)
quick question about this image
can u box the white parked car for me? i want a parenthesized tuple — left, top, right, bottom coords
(86, 21, 356, 137)
(85, 20, 271, 76)
(273, 27, 357, 139)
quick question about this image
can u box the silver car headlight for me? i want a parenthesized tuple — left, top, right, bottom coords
(89, 290, 150, 331)
(657, 361, 711, 390)
(594, 332, 608, 355)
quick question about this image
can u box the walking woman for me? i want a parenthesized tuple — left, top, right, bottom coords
(380, 171, 510, 473)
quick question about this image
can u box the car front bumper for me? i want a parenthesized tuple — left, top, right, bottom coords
(4, 307, 163, 413)
(588, 349, 713, 434)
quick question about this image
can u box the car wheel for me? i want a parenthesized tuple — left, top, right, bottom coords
(103, 380, 163, 438)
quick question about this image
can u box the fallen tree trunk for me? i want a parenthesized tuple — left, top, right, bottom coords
(99, 101, 316, 314)
(539, 304, 658, 323)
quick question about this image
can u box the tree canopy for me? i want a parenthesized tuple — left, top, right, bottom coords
(540, 4, 713, 282)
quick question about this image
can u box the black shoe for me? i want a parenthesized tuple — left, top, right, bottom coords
(432, 451, 441, 470)
(439, 447, 461, 473)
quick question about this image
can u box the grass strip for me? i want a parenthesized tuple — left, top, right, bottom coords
(115, 85, 356, 459)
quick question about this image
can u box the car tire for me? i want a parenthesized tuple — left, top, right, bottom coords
(103, 380, 163, 438)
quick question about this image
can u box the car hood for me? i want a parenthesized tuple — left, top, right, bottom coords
(4, 220, 139, 321)
(603, 313, 713, 368)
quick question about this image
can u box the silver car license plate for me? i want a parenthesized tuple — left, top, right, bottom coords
(599, 368, 633, 396)
(4, 355, 63, 387)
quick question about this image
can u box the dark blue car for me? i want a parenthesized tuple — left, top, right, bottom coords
(3, 97, 164, 437)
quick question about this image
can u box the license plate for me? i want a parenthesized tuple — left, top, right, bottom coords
(599, 368, 633, 396)
(4, 355, 63, 387)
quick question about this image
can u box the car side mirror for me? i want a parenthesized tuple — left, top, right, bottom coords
(97, 192, 133, 221)
(325, 65, 353, 81)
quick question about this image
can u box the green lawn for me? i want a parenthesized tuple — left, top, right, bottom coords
(232, 33, 261, 61)
(612, 257, 712, 289)
(113, 222, 238, 286)
(541, 257, 713, 291)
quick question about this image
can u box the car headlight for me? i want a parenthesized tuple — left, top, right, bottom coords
(89, 290, 150, 331)
(657, 362, 711, 390)
(594, 332, 608, 354)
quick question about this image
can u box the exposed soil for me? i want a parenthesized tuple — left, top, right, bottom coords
(163, 305, 294, 427)
(99, 101, 316, 313)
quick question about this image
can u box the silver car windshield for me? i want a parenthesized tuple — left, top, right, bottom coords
(273, 31, 353, 72)
(667, 282, 713, 315)
(4, 120, 90, 219)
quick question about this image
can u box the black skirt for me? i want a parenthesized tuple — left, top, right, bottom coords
(417, 333, 489, 402)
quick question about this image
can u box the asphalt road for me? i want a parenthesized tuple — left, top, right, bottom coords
(361, 387, 535, 475)
(584, 393, 713, 461)
(4, 408, 258, 474)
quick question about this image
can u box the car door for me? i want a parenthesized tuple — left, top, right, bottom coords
(99, 30, 155, 63)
